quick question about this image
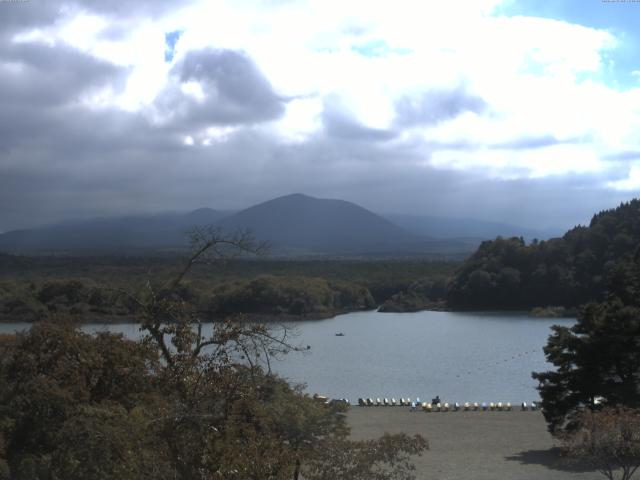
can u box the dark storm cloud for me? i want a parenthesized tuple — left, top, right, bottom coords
(0, 42, 287, 230)
(154, 48, 286, 129)
(0, 41, 128, 154)
(321, 102, 396, 141)
(0, 94, 633, 233)
(0, 42, 125, 108)
(394, 87, 487, 127)
(0, 6, 634, 234)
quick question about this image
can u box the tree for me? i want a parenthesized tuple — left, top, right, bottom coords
(563, 407, 640, 480)
(533, 254, 640, 434)
(124, 226, 428, 479)
(447, 199, 640, 310)
(1, 226, 428, 479)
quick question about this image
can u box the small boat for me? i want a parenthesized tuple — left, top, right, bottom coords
(335, 332, 345, 336)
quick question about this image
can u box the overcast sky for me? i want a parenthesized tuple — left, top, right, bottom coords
(1, 0, 639, 233)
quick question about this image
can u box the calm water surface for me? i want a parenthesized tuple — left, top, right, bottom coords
(2, 310, 573, 404)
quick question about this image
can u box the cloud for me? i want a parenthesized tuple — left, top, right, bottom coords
(0, 0, 639, 235)
(607, 164, 640, 191)
(0, 3, 62, 35)
(72, 0, 190, 18)
(491, 135, 577, 150)
(603, 151, 640, 161)
(0, 42, 125, 107)
(394, 88, 487, 127)
(321, 98, 396, 141)
(0, 0, 190, 36)
(152, 48, 286, 129)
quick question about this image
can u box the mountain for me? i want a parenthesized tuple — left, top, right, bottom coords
(385, 213, 560, 241)
(0, 208, 229, 252)
(0, 194, 480, 256)
(216, 193, 422, 254)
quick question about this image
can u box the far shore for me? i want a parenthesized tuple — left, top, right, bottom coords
(0, 307, 377, 325)
(0, 304, 576, 324)
(347, 407, 601, 480)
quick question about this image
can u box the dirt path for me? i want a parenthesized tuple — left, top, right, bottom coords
(347, 407, 602, 480)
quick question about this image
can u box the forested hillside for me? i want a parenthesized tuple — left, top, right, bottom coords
(447, 199, 640, 309)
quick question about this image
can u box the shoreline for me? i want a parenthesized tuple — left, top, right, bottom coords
(0, 304, 577, 324)
(0, 307, 377, 325)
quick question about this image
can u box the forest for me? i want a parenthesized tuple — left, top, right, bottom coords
(0, 255, 455, 322)
(446, 199, 640, 310)
(3, 200, 640, 322)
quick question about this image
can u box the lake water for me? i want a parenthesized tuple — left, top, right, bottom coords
(1, 310, 573, 404)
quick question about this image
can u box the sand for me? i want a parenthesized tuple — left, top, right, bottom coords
(347, 407, 603, 480)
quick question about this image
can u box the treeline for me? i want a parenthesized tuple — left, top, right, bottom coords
(0, 259, 457, 322)
(378, 278, 448, 312)
(0, 279, 133, 322)
(447, 199, 640, 309)
(209, 275, 375, 318)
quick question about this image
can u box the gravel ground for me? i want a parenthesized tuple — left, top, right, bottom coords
(347, 407, 603, 480)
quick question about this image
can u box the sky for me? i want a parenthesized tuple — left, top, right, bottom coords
(1, 0, 639, 233)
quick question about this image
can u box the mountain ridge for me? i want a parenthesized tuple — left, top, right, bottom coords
(0, 193, 552, 256)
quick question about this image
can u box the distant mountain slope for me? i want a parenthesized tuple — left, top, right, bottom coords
(385, 213, 559, 241)
(0, 194, 482, 256)
(0, 209, 228, 252)
(216, 194, 423, 253)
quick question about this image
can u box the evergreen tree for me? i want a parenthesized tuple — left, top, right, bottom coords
(533, 253, 640, 434)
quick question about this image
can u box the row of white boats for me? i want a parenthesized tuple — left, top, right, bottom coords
(356, 398, 540, 411)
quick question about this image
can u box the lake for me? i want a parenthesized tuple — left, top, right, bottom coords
(1, 310, 573, 404)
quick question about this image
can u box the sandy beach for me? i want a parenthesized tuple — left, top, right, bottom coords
(348, 407, 602, 480)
